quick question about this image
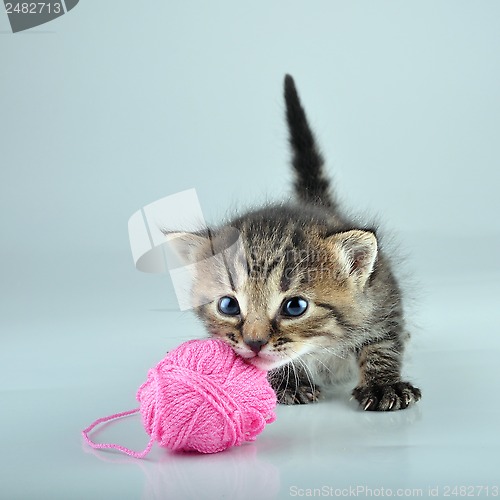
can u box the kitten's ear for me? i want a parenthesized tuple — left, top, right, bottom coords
(327, 230, 378, 288)
(163, 231, 212, 267)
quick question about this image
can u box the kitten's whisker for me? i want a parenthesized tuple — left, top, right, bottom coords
(291, 360, 301, 402)
(286, 358, 292, 396)
(288, 349, 316, 396)
(302, 351, 335, 376)
(299, 341, 348, 361)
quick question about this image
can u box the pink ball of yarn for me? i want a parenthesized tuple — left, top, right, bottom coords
(137, 338, 277, 454)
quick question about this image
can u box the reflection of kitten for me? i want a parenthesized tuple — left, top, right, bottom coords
(167, 75, 421, 411)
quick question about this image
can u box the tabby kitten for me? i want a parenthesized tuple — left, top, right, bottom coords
(166, 75, 421, 411)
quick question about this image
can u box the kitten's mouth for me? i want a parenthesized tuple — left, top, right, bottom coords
(218, 335, 285, 370)
(247, 356, 277, 371)
(243, 351, 284, 371)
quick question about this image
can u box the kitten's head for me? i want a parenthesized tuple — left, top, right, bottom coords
(166, 206, 378, 371)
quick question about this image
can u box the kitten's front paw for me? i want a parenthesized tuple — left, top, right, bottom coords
(276, 384, 321, 405)
(352, 382, 421, 411)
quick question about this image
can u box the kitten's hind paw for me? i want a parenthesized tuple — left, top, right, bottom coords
(352, 381, 421, 411)
(276, 384, 321, 405)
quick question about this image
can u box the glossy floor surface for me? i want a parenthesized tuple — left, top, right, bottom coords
(2, 238, 499, 500)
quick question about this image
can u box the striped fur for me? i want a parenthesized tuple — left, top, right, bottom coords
(167, 75, 421, 411)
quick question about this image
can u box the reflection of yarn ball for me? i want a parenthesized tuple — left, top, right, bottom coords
(137, 339, 277, 454)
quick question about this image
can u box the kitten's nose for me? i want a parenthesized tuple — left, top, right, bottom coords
(244, 339, 268, 354)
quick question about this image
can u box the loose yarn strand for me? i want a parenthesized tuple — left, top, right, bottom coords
(82, 409, 155, 459)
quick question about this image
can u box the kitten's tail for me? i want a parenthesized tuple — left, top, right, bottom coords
(284, 74, 333, 207)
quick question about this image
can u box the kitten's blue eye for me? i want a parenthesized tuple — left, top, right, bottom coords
(282, 297, 308, 317)
(218, 296, 241, 316)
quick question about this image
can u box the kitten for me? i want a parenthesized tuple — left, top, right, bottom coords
(166, 75, 421, 411)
